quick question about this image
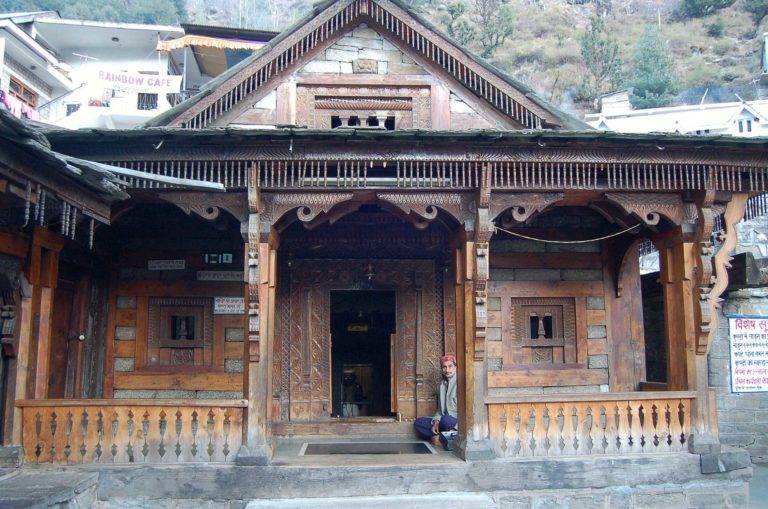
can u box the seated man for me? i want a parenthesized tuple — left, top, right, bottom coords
(414, 355, 458, 440)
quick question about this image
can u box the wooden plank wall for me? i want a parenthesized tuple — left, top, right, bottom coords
(105, 248, 246, 398)
(486, 210, 646, 395)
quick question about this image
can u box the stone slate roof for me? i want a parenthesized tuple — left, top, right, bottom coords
(46, 125, 768, 151)
(143, 0, 590, 130)
(0, 108, 129, 203)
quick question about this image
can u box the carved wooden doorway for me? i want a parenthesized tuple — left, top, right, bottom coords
(330, 290, 394, 418)
(273, 259, 443, 422)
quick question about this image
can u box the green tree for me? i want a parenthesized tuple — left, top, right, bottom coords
(444, 2, 475, 46)
(0, 0, 184, 25)
(743, 0, 768, 24)
(630, 25, 677, 109)
(471, 0, 515, 58)
(677, 0, 735, 18)
(578, 16, 623, 102)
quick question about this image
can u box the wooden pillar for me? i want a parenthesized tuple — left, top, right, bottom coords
(11, 227, 63, 443)
(238, 175, 276, 464)
(654, 230, 691, 392)
(655, 193, 748, 451)
(455, 172, 495, 460)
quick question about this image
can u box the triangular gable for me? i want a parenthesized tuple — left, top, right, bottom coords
(726, 104, 768, 125)
(148, 0, 586, 130)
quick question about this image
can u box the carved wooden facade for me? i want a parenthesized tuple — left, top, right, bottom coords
(2, 0, 765, 468)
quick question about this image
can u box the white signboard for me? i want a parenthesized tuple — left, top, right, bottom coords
(197, 271, 243, 281)
(729, 315, 768, 393)
(147, 259, 185, 270)
(93, 70, 182, 93)
(214, 297, 245, 315)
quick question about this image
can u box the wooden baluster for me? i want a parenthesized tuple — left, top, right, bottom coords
(671, 399, 686, 451)
(608, 403, 623, 454)
(575, 403, 590, 456)
(532, 404, 548, 457)
(107, 410, 119, 463)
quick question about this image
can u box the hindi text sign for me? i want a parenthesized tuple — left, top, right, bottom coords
(729, 315, 768, 393)
(214, 297, 245, 315)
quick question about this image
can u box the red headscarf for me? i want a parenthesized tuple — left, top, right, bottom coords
(440, 355, 457, 366)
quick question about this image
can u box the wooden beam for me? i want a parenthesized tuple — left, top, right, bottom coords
(113, 372, 243, 391)
(488, 367, 608, 388)
(0, 231, 28, 258)
(490, 252, 602, 270)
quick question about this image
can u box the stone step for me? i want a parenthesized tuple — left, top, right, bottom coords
(0, 470, 98, 508)
(245, 493, 497, 509)
(0, 446, 21, 468)
(272, 419, 413, 436)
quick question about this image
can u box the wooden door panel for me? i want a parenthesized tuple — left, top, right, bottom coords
(48, 283, 74, 398)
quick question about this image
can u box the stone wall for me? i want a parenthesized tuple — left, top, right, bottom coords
(710, 287, 768, 463)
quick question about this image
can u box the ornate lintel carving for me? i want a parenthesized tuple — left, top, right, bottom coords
(490, 193, 564, 224)
(160, 192, 248, 223)
(699, 193, 749, 354)
(376, 192, 475, 231)
(261, 192, 355, 230)
(605, 193, 684, 226)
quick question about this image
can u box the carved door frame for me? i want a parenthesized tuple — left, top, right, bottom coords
(274, 258, 443, 422)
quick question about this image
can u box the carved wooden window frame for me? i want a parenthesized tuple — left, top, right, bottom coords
(510, 297, 576, 364)
(147, 297, 214, 366)
(295, 83, 431, 129)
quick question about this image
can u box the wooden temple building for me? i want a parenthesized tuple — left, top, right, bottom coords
(0, 0, 763, 504)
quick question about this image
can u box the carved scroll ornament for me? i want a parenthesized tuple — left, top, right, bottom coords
(699, 193, 749, 354)
(490, 193, 564, 224)
(605, 193, 684, 226)
(161, 192, 248, 223)
(376, 192, 475, 230)
(261, 192, 354, 228)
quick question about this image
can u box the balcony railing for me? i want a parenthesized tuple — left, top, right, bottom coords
(485, 391, 695, 458)
(16, 399, 245, 464)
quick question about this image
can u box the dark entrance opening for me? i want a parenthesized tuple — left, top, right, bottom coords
(330, 290, 395, 418)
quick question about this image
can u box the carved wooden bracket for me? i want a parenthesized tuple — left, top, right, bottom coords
(376, 192, 476, 231)
(490, 193, 564, 224)
(160, 192, 248, 223)
(699, 193, 749, 354)
(260, 192, 354, 230)
(608, 236, 643, 298)
(604, 193, 684, 226)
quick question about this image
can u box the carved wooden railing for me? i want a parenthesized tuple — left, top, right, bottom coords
(486, 392, 695, 458)
(16, 399, 246, 464)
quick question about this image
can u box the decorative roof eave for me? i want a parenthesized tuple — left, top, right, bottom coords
(43, 128, 768, 168)
(144, 0, 588, 130)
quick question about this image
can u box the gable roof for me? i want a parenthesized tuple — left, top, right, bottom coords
(145, 0, 588, 130)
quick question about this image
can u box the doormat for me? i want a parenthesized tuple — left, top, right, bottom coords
(301, 442, 435, 455)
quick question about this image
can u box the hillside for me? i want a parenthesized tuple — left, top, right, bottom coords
(3, 0, 768, 114)
(189, 0, 768, 115)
